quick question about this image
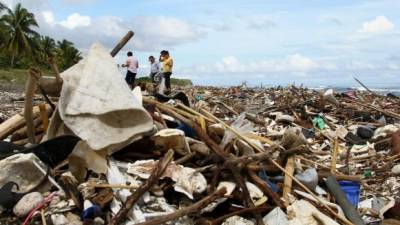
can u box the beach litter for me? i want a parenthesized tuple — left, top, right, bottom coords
(0, 31, 400, 224)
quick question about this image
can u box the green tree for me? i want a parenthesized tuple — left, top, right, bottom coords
(1, 3, 39, 67)
(31, 35, 56, 67)
(0, 3, 9, 48)
(55, 39, 82, 70)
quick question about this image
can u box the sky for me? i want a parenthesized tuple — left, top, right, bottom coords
(2, 0, 400, 87)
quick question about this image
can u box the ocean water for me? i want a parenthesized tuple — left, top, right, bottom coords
(309, 86, 400, 97)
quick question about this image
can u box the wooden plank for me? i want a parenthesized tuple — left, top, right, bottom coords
(283, 156, 295, 207)
(0, 106, 42, 140)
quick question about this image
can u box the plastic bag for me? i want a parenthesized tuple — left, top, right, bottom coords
(220, 113, 254, 149)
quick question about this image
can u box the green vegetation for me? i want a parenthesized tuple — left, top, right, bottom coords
(136, 76, 193, 86)
(0, 3, 81, 71)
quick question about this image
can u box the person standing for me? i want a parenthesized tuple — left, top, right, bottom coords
(148, 55, 160, 83)
(160, 50, 173, 92)
(122, 51, 139, 89)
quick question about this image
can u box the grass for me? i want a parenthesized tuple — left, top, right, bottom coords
(0, 69, 29, 85)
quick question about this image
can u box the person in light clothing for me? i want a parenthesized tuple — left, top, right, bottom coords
(160, 50, 173, 93)
(121, 51, 138, 89)
(148, 55, 160, 83)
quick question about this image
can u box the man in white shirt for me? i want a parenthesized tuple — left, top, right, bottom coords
(122, 51, 139, 89)
(148, 55, 160, 83)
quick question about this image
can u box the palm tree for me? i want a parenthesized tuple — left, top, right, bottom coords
(30, 35, 56, 66)
(0, 3, 9, 49)
(41, 36, 56, 57)
(1, 3, 39, 67)
(55, 39, 82, 70)
(0, 2, 6, 11)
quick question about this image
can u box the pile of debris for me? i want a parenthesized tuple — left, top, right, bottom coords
(1, 38, 400, 225)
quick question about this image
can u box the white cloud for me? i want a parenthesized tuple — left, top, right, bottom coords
(287, 54, 319, 71)
(358, 16, 394, 34)
(248, 15, 275, 29)
(42, 10, 55, 25)
(35, 12, 204, 52)
(186, 54, 328, 75)
(59, 13, 91, 29)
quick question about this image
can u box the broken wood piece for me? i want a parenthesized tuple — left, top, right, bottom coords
(350, 99, 400, 120)
(177, 102, 215, 123)
(283, 156, 295, 208)
(318, 171, 362, 182)
(58, 175, 83, 210)
(134, 187, 227, 225)
(110, 149, 174, 225)
(11, 116, 44, 142)
(331, 138, 339, 173)
(197, 116, 207, 133)
(25, 68, 41, 144)
(38, 103, 49, 133)
(48, 56, 62, 84)
(110, 31, 134, 57)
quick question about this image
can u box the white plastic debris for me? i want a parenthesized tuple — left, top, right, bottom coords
(220, 113, 254, 148)
(51, 213, 82, 225)
(246, 182, 267, 205)
(391, 164, 400, 175)
(287, 200, 339, 225)
(276, 114, 295, 123)
(221, 216, 255, 225)
(202, 181, 236, 213)
(127, 161, 207, 199)
(69, 141, 108, 182)
(51, 42, 154, 151)
(263, 207, 288, 225)
(0, 153, 48, 192)
(323, 89, 339, 105)
(153, 129, 190, 155)
(295, 168, 318, 191)
(373, 124, 400, 140)
(107, 160, 145, 223)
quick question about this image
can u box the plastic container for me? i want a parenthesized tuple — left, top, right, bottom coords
(338, 181, 360, 208)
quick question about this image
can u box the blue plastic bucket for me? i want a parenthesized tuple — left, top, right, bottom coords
(338, 181, 361, 208)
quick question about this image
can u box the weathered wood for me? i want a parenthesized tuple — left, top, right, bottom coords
(110, 31, 134, 57)
(282, 156, 295, 207)
(318, 170, 362, 182)
(134, 188, 227, 225)
(25, 69, 39, 144)
(331, 138, 339, 173)
(39, 103, 49, 132)
(110, 149, 174, 225)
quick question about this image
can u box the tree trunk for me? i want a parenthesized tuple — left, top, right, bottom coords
(11, 53, 15, 68)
